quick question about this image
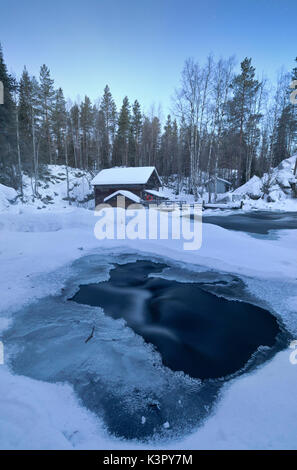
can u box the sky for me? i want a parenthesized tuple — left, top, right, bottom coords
(1, 0, 296, 116)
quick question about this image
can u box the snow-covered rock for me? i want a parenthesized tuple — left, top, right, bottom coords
(0, 184, 18, 211)
(231, 154, 297, 209)
(233, 175, 262, 199)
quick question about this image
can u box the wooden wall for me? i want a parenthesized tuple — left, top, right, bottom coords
(94, 184, 144, 207)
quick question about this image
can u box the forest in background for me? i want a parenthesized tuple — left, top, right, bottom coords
(0, 43, 296, 199)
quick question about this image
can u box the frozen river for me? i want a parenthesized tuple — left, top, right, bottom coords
(203, 211, 297, 235)
(3, 254, 288, 441)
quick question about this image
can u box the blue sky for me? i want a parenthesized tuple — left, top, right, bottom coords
(1, 0, 296, 115)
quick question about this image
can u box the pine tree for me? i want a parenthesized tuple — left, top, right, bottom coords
(273, 105, 293, 164)
(0, 44, 17, 187)
(129, 99, 142, 166)
(30, 76, 43, 195)
(160, 115, 172, 176)
(112, 96, 130, 166)
(18, 67, 34, 172)
(99, 85, 117, 165)
(69, 103, 81, 167)
(228, 57, 261, 183)
(160, 115, 179, 178)
(95, 108, 109, 169)
(52, 88, 67, 163)
(150, 116, 161, 167)
(38, 64, 55, 164)
(80, 95, 93, 168)
(140, 115, 161, 168)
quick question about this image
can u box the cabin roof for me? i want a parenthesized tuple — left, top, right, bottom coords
(204, 177, 232, 186)
(91, 166, 161, 186)
(103, 190, 142, 203)
(144, 189, 168, 199)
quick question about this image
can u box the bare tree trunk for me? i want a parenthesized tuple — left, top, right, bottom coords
(15, 105, 23, 198)
(32, 114, 38, 197)
(65, 127, 71, 205)
(213, 144, 221, 202)
(196, 55, 212, 188)
(70, 121, 77, 168)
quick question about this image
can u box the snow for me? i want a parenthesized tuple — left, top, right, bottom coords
(231, 154, 297, 210)
(233, 175, 262, 198)
(204, 177, 232, 186)
(0, 366, 112, 450)
(1, 155, 297, 449)
(91, 166, 161, 185)
(203, 202, 242, 209)
(0, 184, 17, 211)
(171, 350, 297, 450)
(104, 190, 141, 203)
(236, 196, 297, 213)
(144, 189, 168, 199)
(0, 165, 94, 213)
(0, 203, 297, 449)
(158, 155, 297, 213)
(1, 155, 295, 216)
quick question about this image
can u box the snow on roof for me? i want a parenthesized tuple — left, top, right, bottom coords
(204, 177, 232, 186)
(144, 189, 168, 199)
(91, 166, 160, 185)
(103, 190, 142, 204)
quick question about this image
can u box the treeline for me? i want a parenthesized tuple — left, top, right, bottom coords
(0, 43, 296, 197)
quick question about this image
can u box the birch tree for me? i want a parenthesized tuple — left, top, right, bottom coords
(208, 57, 235, 201)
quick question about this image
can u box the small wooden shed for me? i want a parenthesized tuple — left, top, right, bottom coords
(91, 166, 161, 207)
(103, 190, 142, 208)
(204, 177, 232, 194)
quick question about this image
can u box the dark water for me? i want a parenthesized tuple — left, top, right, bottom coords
(203, 211, 297, 234)
(71, 260, 281, 380)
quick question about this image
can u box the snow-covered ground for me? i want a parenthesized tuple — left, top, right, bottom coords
(0, 155, 296, 214)
(0, 165, 94, 213)
(0, 157, 297, 449)
(161, 155, 297, 214)
(0, 201, 297, 449)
